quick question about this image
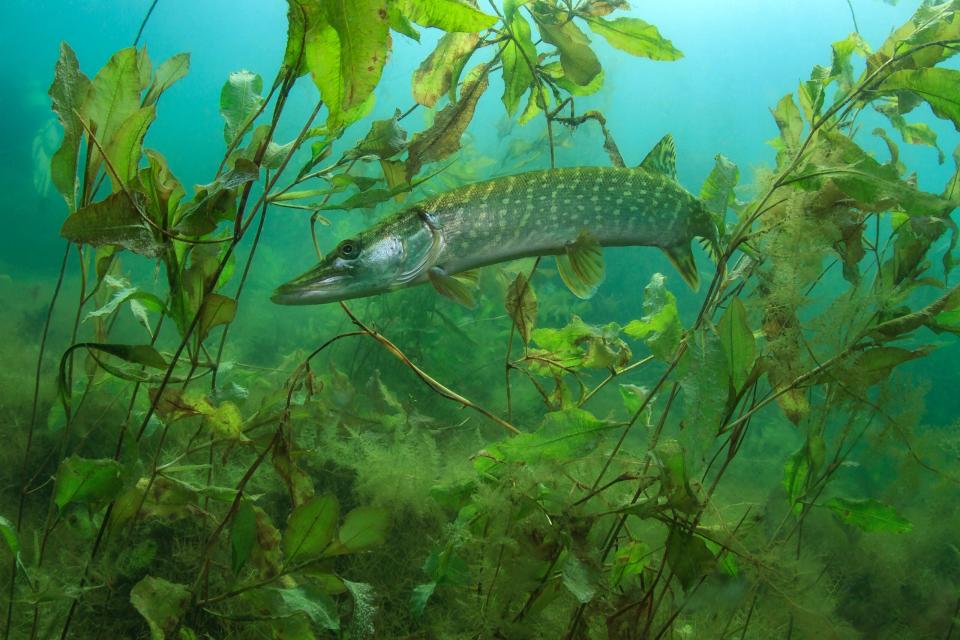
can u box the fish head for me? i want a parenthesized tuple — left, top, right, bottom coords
(272, 210, 441, 305)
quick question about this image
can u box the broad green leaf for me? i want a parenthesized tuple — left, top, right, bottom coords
(474, 408, 616, 473)
(505, 272, 537, 343)
(283, 0, 326, 76)
(347, 110, 407, 159)
(654, 439, 699, 513)
(326, 0, 391, 111)
(144, 52, 190, 106)
(49, 43, 91, 209)
(268, 585, 340, 630)
(610, 541, 649, 588)
(503, 0, 533, 20)
(0, 515, 19, 557)
(61, 191, 163, 257)
(54, 455, 124, 510)
(343, 580, 377, 640)
(130, 576, 191, 640)
(582, 16, 682, 60)
(199, 293, 237, 341)
(624, 273, 681, 361)
(397, 0, 498, 32)
(406, 65, 489, 178)
(717, 297, 756, 392)
(328, 507, 390, 555)
(283, 493, 339, 564)
(561, 554, 598, 604)
(58, 342, 167, 411)
(82, 47, 144, 185)
(541, 61, 604, 96)
(173, 159, 258, 235)
(220, 70, 263, 145)
(388, 2, 420, 40)
(665, 528, 715, 591)
(501, 13, 537, 116)
(771, 93, 803, 165)
(677, 330, 730, 453)
(410, 582, 437, 617)
(105, 105, 156, 191)
(783, 447, 809, 514)
(845, 346, 932, 387)
(886, 114, 945, 164)
(880, 68, 960, 132)
(825, 497, 912, 533)
(619, 384, 648, 416)
(530, 316, 631, 373)
(537, 18, 601, 86)
(867, 2, 960, 75)
(699, 154, 739, 217)
(413, 32, 479, 107)
(305, 16, 348, 127)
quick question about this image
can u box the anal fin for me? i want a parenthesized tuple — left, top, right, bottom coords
(428, 267, 479, 308)
(661, 243, 700, 291)
(557, 230, 605, 299)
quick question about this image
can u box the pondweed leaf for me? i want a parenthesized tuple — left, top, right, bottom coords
(347, 109, 408, 159)
(105, 105, 156, 191)
(267, 585, 340, 631)
(413, 32, 479, 108)
(410, 582, 437, 618)
(61, 191, 164, 258)
(717, 297, 756, 392)
(396, 0, 498, 32)
(328, 507, 390, 555)
(326, 0, 390, 110)
(624, 273, 681, 361)
(700, 154, 739, 218)
(505, 271, 537, 343)
(54, 455, 124, 510)
(283, 493, 339, 564)
(220, 70, 263, 145)
(665, 527, 715, 591)
(0, 515, 20, 557)
(610, 541, 650, 588)
(825, 497, 912, 533)
(49, 43, 91, 208)
(143, 52, 190, 107)
(561, 553, 598, 604)
(130, 576, 191, 640)
(880, 68, 960, 132)
(501, 13, 537, 116)
(581, 16, 682, 61)
(536, 18, 601, 86)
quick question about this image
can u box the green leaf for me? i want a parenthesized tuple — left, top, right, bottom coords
(717, 297, 756, 392)
(220, 70, 263, 145)
(505, 272, 537, 343)
(582, 16, 682, 60)
(699, 154, 739, 217)
(0, 515, 19, 557)
(783, 447, 810, 514)
(654, 439, 700, 513)
(475, 409, 616, 473)
(561, 554, 598, 604)
(347, 109, 408, 159)
(665, 528, 715, 591)
(610, 541, 649, 588)
(541, 61, 604, 96)
(326, 0, 391, 110)
(501, 13, 537, 116)
(846, 346, 932, 387)
(537, 18, 601, 86)
(677, 330, 731, 448)
(406, 65, 489, 178)
(619, 384, 648, 416)
(268, 585, 340, 630)
(61, 191, 163, 258)
(343, 580, 377, 640)
(144, 52, 190, 106)
(623, 273, 681, 361)
(825, 497, 912, 533)
(198, 293, 237, 342)
(410, 581, 437, 618)
(48, 43, 91, 209)
(388, 2, 420, 40)
(413, 32, 479, 107)
(530, 316, 631, 373)
(397, 0, 498, 32)
(58, 343, 167, 411)
(771, 93, 803, 164)
(82, 47, 144, 185)
(54, 456, 124, 510)
(130, 576, 191, 640)
(105, 105, 156, 191)
(328, 507, 390, 555)
(283, 493, 339, 564)
(880, 68, 960, 132)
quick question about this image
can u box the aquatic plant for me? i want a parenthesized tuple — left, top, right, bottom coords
(2, 1, 960, 638)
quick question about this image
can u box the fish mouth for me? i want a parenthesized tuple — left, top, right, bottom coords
(271, 270, 351, 305)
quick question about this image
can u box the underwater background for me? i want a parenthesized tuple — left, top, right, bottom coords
(2, 0, 960, 638)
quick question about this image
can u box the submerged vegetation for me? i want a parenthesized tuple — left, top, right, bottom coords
(3, 0, 960, 638)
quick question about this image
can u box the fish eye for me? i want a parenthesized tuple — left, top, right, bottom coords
(337, 239, 360, 260)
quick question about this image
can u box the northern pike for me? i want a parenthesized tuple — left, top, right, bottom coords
(272, 134, 718, 306)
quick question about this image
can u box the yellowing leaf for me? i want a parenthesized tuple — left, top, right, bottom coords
(413, 32, 479, 107)
(501, 13, 537, 116)
(505, 272, 537, 343)
(398, 0, 497, 32)
(582, 16, 682, 61)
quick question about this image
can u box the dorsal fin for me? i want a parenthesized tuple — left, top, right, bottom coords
(638, 134, 678, 181)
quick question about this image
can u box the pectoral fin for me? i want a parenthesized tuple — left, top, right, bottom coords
(428, 267, 479, 308)
(661, 243, 700, 291)
(557, 230, 605, 299)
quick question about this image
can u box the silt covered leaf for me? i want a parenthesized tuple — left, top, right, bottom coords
(505, 271, 537, 343)
(61, 191, 164, 258)
(413, 31, 479, 107)
(49, 42, 91, 209)
(130, 576, 191, 640)
(54, 455, 124, 510)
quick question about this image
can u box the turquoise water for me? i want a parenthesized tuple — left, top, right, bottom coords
(2, 1, 959, 638)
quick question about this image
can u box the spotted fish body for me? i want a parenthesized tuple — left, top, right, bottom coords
(273, 135, 717, 306)
(419, 166, 712, 276)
